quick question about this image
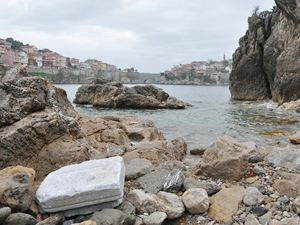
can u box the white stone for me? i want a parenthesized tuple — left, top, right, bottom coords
(245, 214, 260, 225)
(144, 212, 167, 225)
(243, 187, 264, 206)
(182, 188, 209, 214)
(36, 157, 125, 217)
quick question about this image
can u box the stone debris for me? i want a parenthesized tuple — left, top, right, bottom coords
(36, 157, 125, 217)
(162, 169, 185, 193)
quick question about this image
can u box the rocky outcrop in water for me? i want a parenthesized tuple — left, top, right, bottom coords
(230, 0, 300, 103)
(73, 80, 190, 109)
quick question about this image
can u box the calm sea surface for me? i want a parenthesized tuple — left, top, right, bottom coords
(55, 84, 299, 151)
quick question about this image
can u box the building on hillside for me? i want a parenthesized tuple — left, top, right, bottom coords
(209, 61, 223, 70)
(42, 53, 66, 68)
(20, 45, 38, 54)
(28, 53, 43, 67)
(191, 61, 209, 70)
(84, 59, 102, 71)
(196, 69, 207, 76)
(79, 62, 92, 70)
(69, 58, 80, 67)
(0, 39, 12, 48)
(0, 46, 8, 64)
(2, 47, 14, 65)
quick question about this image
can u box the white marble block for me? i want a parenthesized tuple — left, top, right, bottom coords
(36, 156, 125, 217)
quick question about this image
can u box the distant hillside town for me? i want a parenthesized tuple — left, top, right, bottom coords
(0, 37, 231, 85)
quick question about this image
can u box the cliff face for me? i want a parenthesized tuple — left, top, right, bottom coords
(230, 0, 300, 103)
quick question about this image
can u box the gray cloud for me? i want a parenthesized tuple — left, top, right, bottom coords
(0, 0, 275, 72)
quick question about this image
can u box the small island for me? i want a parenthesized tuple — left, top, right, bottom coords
(73, 79, 191, 109)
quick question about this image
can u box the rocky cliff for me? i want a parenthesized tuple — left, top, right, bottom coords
(230, 0, 300, 103)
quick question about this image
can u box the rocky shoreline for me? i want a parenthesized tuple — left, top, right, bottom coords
(1, 64, 300, 225)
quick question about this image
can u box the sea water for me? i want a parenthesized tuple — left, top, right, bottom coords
(55, 84, 299, 151)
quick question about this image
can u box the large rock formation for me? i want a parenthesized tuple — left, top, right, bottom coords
(230, 0, 300, 103)
(0, 65, 187, 180)
(73, 81, 189, 109)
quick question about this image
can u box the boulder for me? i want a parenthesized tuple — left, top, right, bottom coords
(89, 209, 125, 225)
(36, 157, 125, 217)
(126, 189, 158, 214)
(0, 207, 11, 224)
(194, 135, 249, 180)
(73, 83, 189, 109)
(243, 187, 264, 206)
(144, 212, 167, 225)
(137, 169, 170, 194)
(182, 188, 210, 214)
(0, 166, 35, 212)
(290, 130, 300, 144)
(162, 169, 185, 193)
(183, 178, 221, 196)
(265, 147, 300, 171)
(155, 191, 185, 219)
(3, 212, 38, 225)
(273, 172, 300, 198)
(125, 158, 155, 180)
(208, 185, 245, 223)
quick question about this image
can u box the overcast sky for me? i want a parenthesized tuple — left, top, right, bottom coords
(1, 0, 275, 73)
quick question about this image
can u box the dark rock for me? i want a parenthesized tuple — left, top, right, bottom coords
(248, 155, 264, 163)
(296, 108, 300, 114)
(137, 169, 170, 194)
(90, 208, 124, 225)
(183, 178, 221, 196)
(252, 165, 266, 175)
(249, 184, 266, 194)
(125, 158, 155, 180)
(190, 148, 206, 155)
(229, 2, 300, 103)
(3, 213, 38, 225)
(162, 169, 185, 193)
(117, 201, 136, 225)
(277, 196, 289, 204)
(0, 207, 11, 224)
(252, 207, 269, 217)
(73, 83, 189, 109)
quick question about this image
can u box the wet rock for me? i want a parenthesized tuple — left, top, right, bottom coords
(89, 209, 124, 225)
(162, 169, 185, 193)
(243, 187, 264, 206)
(252, 207, 268, 217)
(194, 135, 249, 180)
(155, 191, 185, 219)
(245, 214, 260, 225)
(137, 169, 170, 194)
(125, 158, 155, 180)
(182, 188, 209, 214)
(0, 207, 11, 224)
(74, 83, 189, 109)
(265, 147, 300, 171)
(290, 131, 300, 144)
(126, 189, 158, 214)
(183, 178, 221, 196)
(190, 148, 206, 155)
(144, 212, 167, 225)
(36, 157, 125, 217)
(3, 212, 38, 225)
(0, 166, 35, 212)
(36, 213, 64, 225)
(273, 173, 300, 198)
(116, 201, 136, 225)
(208, 185, 245, 223)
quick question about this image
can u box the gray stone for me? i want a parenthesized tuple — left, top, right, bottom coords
(0, 207, 11, 224)
(144, 212, 167, 225)
(249, 155, 264, 163)
(252, 207, 268, 217)
(243, 187, 264, 206)
(258, 215, 272, 225)
(277, 197, 289, 204)
(117, 201, 136, 225)
(36, 157, 125, 217)
(252, 165, 266, 175)
(245, 214, 260, 225)
(36, 213, 64, 225)
(190, 148, 206, 155)
(125, 158, 155, 180)
(162, 169, 185, 193)
(90, 208, 124, 225)
(3, 213, 38, 225)
(137, 169, 170, 194)
(249, 184, 266, 194)
(182, 188, 209, 214)
(265, 147, 300, 171)
(183, 178, 221, 195)
(127, 189, 158, 214)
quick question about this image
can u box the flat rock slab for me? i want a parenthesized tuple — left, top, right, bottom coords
(36, 157, 125, 217)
